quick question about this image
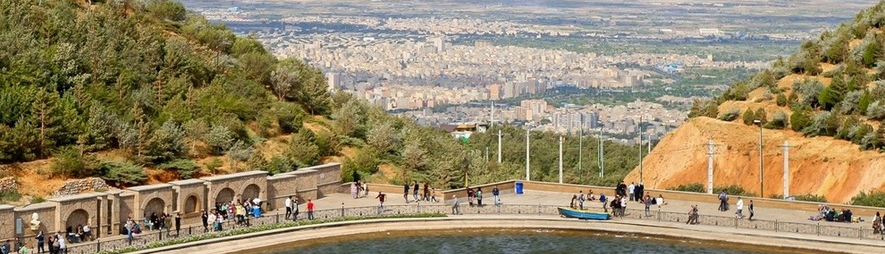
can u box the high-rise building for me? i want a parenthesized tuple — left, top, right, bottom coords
(430, 36, 446, 53)
(503, 83, 518, 99)
(326, 73, 341, 92)
(488, 84, 502, 100)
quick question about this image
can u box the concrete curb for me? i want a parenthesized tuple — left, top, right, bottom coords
(130, 214, 885, 254)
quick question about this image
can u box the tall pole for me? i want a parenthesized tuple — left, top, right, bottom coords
(598, 126, 605, 179)
(558, 135, 564, 184)
(707, 138, 714, 194)
(578, 120, 583, 183)
(491, 101, 495, 127)
(497, 130, 502, 164)
(758, 122, 764, 198)
(526, 128, 531, 181)
(783, 140, 790, 199)
(639, 115, 643, 184)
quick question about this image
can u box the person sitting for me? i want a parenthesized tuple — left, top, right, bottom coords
(825, 209, 836, 222)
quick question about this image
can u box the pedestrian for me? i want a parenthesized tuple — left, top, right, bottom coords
(376, 192, 387, 213)
(47, 236, 55, 254)
(201, 211, 208, 232)
(430, 187, 439, 202)
(874, 212, 882, 234)
(636, 183, 645, 203)
(413, 181, 420, 202)
(56, 232, 65, 254)
(467, 187, 475, 206)
(476, 187, 483, 206)
(285, 196, 293, 220)
(351, 182, 358, 199)
(628, 182, 635, 201)
(307, 199, 315, 220)
(644, 194, 652, 217)
(492, 185, 501, 206)
(578, 191, 585, 210)
(620, 195, 627, 217)
(735, 197, 744, 218)
(36, 230, 45, 254)
(748, 200, 755, 220)
(403, 182, 410, 203)
(16, 245, 27, 254)
(451, 195, 461, 215)
(718, 190, 728, 211)
(687, 204, 699, 225)
(600, 193, 608, 213)
(362, 182, 369, 197)
(423, 182, 430, 201)
(293, 196, 300, 221)
(570, 195, 577, 209)
(2, 240, 9, 254)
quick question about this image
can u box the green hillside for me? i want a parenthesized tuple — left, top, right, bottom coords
(689, 1, 885, 152)
(0, 0, 643, 192)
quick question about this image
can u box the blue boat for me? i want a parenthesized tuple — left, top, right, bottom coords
(557, 207, 611, 220)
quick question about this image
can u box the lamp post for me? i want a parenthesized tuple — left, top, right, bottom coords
(753, 119, 763, 198)
(525, 127, 531, 181)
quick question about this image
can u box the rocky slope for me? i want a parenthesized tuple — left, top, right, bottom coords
(624, 117, 885, 203)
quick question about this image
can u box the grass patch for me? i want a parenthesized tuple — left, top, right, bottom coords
(0, 190, 22, 203)
(769, 194, 828, 203)
(30, 196, 46, 204)
(667, 183, 756, 197)
(97, 212, 446, 254)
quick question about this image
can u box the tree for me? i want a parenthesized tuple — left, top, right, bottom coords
(30, 89, 79, 158)
(156, 159, 201, 179)
(286, 129, 320, 167)
(764, 111, 788, 129)
(754, 108, 768, 124)
(146, 0, 188, 22)
(206, 125, 234, 155)
(367, 121, 401, 155)
(99, 161, 148, 187)
(863, 35, 882, 68)
(790, 109, 812, 132)
(332, 99, 365, 137)
(50, 146, 99, 178)
(742, 109, 757, 125)
(776, 93, 788, 107)
(142, 120, 188, 164)
(868, 100, 885, 120)
(859, 91, 873, 115)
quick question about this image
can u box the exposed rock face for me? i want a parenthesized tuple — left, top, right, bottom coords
(625, 117, 885, 203)
(0, 177, 17, 192)
(51, 177, 117, 197)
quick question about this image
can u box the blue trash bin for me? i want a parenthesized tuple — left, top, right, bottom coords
(515, 182, 524, 194)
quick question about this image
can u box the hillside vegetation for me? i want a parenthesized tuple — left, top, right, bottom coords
(0, 0, 646, 203)
(637, 1, 885, 204)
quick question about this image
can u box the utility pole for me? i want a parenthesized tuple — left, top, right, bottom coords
(497, 130, 502, 164)
(525, 128, 531, 181)
(639, 115, 643, 184)
(558, 135, 564, 184)
(781, 141, 793, 199)
(598, 126, 605, 179)
(578, 118, 583, 183)
(490, 101, 495, 127)
(706, 138, 716, 194)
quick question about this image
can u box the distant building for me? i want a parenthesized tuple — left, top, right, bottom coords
(326, 73, 341, 92)
(503, 83, 518, 98)
(488, 84, 502, 100)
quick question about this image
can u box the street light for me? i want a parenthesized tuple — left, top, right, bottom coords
(753, 119, 763, 198)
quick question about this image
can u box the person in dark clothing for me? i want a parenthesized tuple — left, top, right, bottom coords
(175, 213, 181, 236)
(423, 182, 430, 201)
(403, 183, 410, 203)
(201, 211, 209, 233)
(412, 181, 420, 202)
(36, 230, 45, 254)
(467, 188, 475, 206)
(492, 186, 501, 206)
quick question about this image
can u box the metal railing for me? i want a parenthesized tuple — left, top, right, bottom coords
(63, 203, 883, 253)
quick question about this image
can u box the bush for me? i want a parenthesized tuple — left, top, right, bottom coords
(867, 100, 885, 120)
(205, 158, 223, 174)
(802, 111, 839, 137)
(146, 0, 188, 22)
(267, 155, 296, 175)
(99, 161, 148, 186)
(718, 108, 741, 121)
(776, 93, 788, 106)
(206, 125, 234, 155)
(742, 109, 757, 125)
(30, 196, 46, 204)
(764, 110, 788, 129)
(50, 146, 99, 178)
(790, 109, 812, 132)
(668, 183, 705, 193)
(794, 194, 828, 202)
(850, 191, 885, 208)
(157, 159, 201, 179)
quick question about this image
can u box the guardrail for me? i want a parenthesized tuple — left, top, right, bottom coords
(63, 203, 885, 254)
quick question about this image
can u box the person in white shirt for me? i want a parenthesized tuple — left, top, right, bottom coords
(735, 197, 745, 218)
(628, 183, 636, 201)
(56, 232, 66, 254)
(620, 196, 627, 217)
(82, 224, 91, 241)
(284, 196, 293, 220)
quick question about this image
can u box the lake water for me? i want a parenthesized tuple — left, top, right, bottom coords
(253, 228, 813, 254)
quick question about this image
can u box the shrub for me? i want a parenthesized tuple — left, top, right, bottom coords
(667, 183, 705, 193)
(30, 196, 46, 204)
(764, 110, 788, 129)
(0, 190, 22, 203)
(794, 194, 828, 203)
(867, 100, 885, 120)
(206, 125, 234, 155)
(718, 108, 741, 121)
(851, 191, 885, 208)
(667, 183, 755, 197)
(99, 161, 148, 186)
(754, 108, 767, 124)
(146, 0, 188, 22)
(776, 93, 788, 106)
(802, 111, 839, 137)
(205, 158, 223, 174)
(790, 109, 812, 132)
(50, 146, 99, 178)
(267, 155, 296, 175)
(742, 109, 757, 125)
(156, 159, 201, 179)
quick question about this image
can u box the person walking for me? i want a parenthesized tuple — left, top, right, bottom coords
(748, 200, 755, 220)
(476, 187, 483, 206)
(293, 197, 300, 221)
(430, 187, 439, 203)
(362, 182, 369, 198)
(351, 182, 358, 199)
(628, 182, 636, 201)
(735, 197, 744, 218)
(492, 186, 501, 206)
(403, 182, 410, 203)
(36, 230, 45, 254)
(600, 193, 608, 213)
(619, 195, 627, 217)
(307, 199, 315, 220)
(285, 196, 293, 220)
(687, 205, 699, 225)
(413, 181, 420, 202)
(56, 232, 66, 254)
(376, 192, 387, 214)
(718, 191, 728, 211)
(423, 182, 430, 201)
(451, 195, 462, 215)
(201, 211, 209, 233)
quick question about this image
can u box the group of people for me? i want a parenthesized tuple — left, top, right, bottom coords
(402, 181, 438, 203)
(350, 181, 369, 199)
(466, 187, 483, 206)
(811, 204, 854, 223)
(615, 182, 645, 203)
(4, 231, 69, 254)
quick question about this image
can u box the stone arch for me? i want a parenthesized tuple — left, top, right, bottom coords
(66, 209, 89, 229)
(216, 187, 235, 204)
(144, 198, 166, 217)
(242, 184, 260, 201)
(184, 195, 199, 214)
